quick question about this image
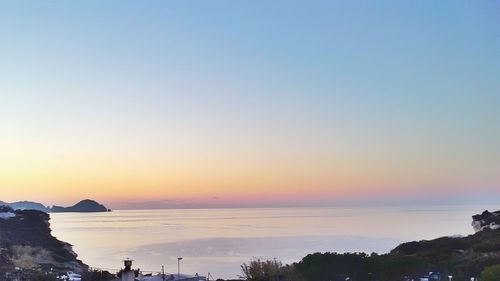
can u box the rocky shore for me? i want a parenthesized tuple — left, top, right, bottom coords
(472, 210, 500, 232)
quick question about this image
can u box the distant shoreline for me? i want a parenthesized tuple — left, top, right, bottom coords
(109, 202, 499, 211)
(0, 199, 110, 213)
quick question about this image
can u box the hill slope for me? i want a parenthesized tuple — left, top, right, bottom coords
(0, 206, 88, 275)
(246, 209, 500, 281)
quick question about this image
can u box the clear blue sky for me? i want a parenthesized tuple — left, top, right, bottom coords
(1, 1, 499, 207)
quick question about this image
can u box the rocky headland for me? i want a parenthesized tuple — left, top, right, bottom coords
(0, 206, 88, 276)
(472, 210, 500, 232)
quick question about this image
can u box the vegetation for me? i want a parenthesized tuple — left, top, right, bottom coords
(11, 245, 53, 270)
(239, 254, 430, 281)
(240, 258, 287, 281)
(82, 269, 116, 281)
(4, 268, 60, 281)
(480, 264, 500, 281)
(239, 228, 500, 281)
(0, 207, 88, 277)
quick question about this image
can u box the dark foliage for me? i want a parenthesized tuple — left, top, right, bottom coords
(239, 228, 500, 281)
(0, 209, 88, 274)
(480, 264, 500, 281)
(82, 269, 115, 281)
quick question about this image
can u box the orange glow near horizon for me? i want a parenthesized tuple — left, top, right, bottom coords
(1, 137, 498, 208)
(1, 126, 499, 208)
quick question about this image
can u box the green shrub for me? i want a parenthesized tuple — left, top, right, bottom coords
(480, 264, 500, 281)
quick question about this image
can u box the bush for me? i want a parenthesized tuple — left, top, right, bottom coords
(11, 245, 53, 270)
(240, 258, 284, 281)
(480, 264, 500, 281)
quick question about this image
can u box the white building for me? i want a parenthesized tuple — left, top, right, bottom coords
(66, 272, 82, 281)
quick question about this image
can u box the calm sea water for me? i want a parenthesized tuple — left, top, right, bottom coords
(49, 205, 493, 279)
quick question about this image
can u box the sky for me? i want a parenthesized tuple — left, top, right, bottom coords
(1, 1, 499, 209)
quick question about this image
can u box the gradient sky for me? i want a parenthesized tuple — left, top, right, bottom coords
(1, 1, 499, 208)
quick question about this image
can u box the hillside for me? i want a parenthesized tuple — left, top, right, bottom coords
(390, 227, 500, 279)
(241, 209, 500, 281)
(0, 206, 88, 276)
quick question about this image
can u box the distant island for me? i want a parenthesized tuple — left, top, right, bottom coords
(0, 199, 110, 213)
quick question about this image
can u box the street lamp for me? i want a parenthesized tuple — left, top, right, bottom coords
(177, 257, 183, 280)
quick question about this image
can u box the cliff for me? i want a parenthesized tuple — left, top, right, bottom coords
(472, 210, 500, 232)
(0, 206, 88, 274)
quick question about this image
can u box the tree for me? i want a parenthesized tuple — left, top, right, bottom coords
(480, 264, 500, 281)
(83, 269, 116, 281)
(240, 258, 284, 281)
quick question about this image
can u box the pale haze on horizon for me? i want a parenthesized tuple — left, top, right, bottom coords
(1, 1, 499, 209)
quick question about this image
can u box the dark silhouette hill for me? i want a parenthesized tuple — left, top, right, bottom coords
(51, 199, 109, 213)
(242, 209, 500, 281)
(0, 206, 88, 275)
(0, 199, 110, 213)
(0, 200, 49, 212)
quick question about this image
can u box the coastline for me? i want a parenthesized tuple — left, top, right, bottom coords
(50, 205, 495, 279)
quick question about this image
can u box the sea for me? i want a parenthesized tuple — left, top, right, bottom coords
(49, 205, 495, 279)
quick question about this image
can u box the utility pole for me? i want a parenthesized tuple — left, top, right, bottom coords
(162, 265, 165, 281)
(177, 257, 183, 280)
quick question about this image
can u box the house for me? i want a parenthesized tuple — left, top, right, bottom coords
(66, 272, 82, 281)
